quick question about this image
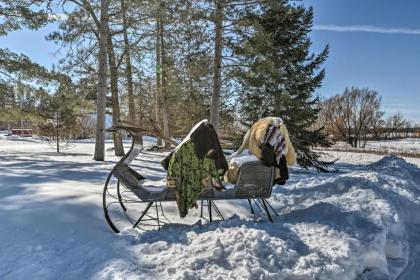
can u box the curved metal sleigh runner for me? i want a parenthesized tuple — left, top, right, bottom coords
(103, 124, 280, 233)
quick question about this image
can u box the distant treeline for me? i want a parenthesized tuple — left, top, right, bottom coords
(317, 87, 418, 147)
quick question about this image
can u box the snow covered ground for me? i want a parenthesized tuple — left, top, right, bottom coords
(332, 138, 420, 156)
(1, 136, 420, 279)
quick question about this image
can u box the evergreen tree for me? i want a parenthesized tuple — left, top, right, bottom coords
(0, 49, 56, 128)
(232, 0, 331, 170)
(0, 0, 51, 36)
(162, 0, 213, 133)
(38, 84, 80, 152)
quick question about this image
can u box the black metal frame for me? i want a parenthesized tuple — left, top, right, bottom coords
(104, 173, 280, 233)
(103, 174, 168, 233)
(200, 200, 224, 221)
(132, 201, 165, 230)
(102, 124, 281, 233)
(103, 172, 120, 233)
(247, 198, 279, 223)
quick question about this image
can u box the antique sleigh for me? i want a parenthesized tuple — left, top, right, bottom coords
(103, 123, 280, 233)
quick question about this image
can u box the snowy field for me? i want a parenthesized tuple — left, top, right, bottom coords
(332, 138, 420, 156)
(1, 136, 420, 279)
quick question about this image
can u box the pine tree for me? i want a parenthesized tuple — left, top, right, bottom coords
(0, 0, 51, 36)
(210, 0, 224, 132)
(39, 82, 81, 152)
(232, 0, 331, 170)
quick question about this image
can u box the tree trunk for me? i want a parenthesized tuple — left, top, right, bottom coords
(155, 17, 163, 147)
(210, 0, 223, 132)
(107, 29, 125, 156)
(159, 18, 170, 147)
(362, 132, 367, 147)
(121, 0, 137, 126)
(94, 0, 110, 161)
(137, 81, 144, 126)
(56, 111, 60, 153)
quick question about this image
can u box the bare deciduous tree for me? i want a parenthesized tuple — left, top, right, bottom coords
(320, 87, 382, 147)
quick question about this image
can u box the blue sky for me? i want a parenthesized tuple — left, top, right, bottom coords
(0, 0, 419, 123)
(305, 0, 420, 123)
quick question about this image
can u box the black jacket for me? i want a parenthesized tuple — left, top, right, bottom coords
(161, 121, 228, 173)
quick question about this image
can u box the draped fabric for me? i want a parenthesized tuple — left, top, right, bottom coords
(161, 120, 228, 172)
(225, 117, 295, 185)
(164, 120, 228, 217)
(261, 125, 289, 184)
(167, 141, 220, 217)
(263, 125, 287, 165)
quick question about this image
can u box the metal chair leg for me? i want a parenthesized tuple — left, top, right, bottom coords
(248, 199, 254, 214)
(253, 199, 262, 211)
(208, 200, 213, 222)
(257, 199, 266, 210)
(133, 202, 153, 228)
(155, 202, 160, 231)
(261, 199, 273, 223)
(159, 202, 164, 216)
(211, 201, 224, 220)
(263, 198, 279, 216)
(200, 200, 204, 218)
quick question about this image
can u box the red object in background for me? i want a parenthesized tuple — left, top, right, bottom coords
(11, 128, 32, 137)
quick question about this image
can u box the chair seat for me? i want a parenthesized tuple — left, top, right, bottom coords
(116, 160, 274, 202)
(141, 179, 166, 191)
(133, 181, 168, 202)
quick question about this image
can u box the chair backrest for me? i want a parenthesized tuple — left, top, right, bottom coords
(119, 134, 142, 166)
(109, 127, 144, 190)
(235, 161, 275, 198)
(113, 163, 144, 191)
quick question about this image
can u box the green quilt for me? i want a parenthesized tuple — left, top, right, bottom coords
(167, 141, 219, 217)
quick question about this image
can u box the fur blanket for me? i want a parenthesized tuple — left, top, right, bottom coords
(225, 117, 297, 184)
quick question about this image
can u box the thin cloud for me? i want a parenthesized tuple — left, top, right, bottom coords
(313, 24, 420, 35)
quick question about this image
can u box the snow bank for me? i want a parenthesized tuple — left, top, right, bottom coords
(95, 156, 420, 280)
